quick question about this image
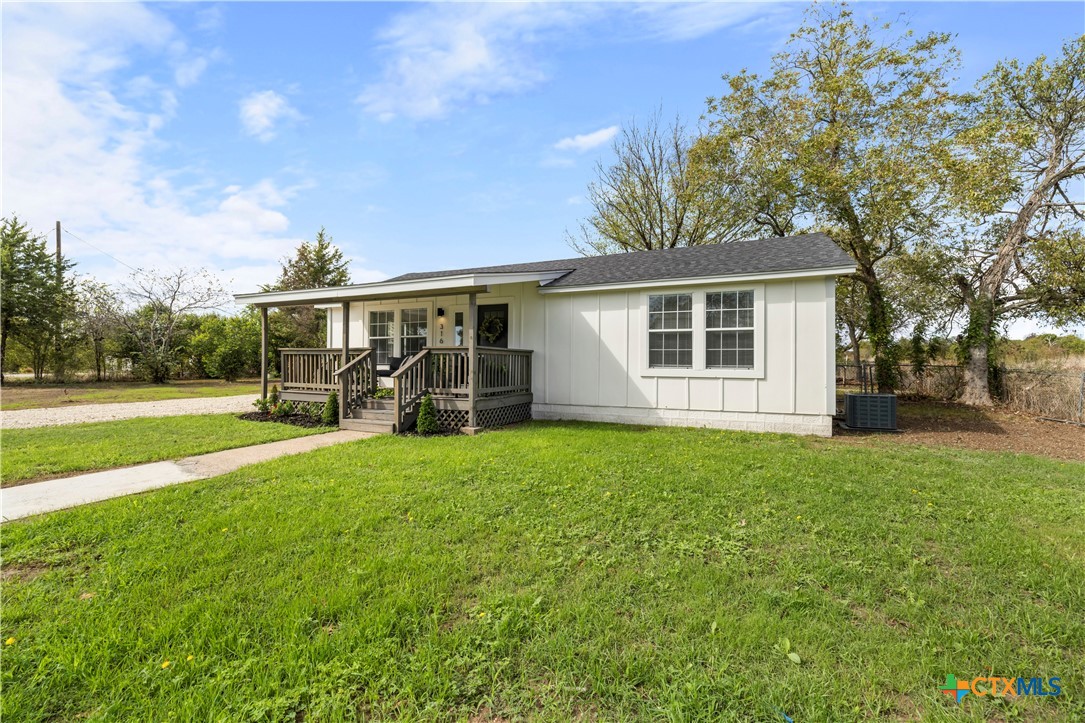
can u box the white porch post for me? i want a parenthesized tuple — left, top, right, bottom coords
(259, 306, 269, 400)
(340, 301, 350, 419)
(467, 292, 478, 429)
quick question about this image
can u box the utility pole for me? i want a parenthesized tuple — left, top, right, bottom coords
(53, 221, 64, 380)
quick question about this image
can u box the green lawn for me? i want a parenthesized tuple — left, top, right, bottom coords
(1, 414, 327, 485)
(0, 379, 263, 411)
(2, 422, 1082, 721)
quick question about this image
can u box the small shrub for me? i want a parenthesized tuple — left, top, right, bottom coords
(253, 396, 271, 413)
(273, 400, 295, 417)
(322, 392, 339, 426)
(269, 385, 280, 406)
(372, 387, 394, 399)
(415, 394, 439, 435)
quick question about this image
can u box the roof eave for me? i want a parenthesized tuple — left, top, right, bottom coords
(233, 270, 571, 307)
(537, 265, 857, 294)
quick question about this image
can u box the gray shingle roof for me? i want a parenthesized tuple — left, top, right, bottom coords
(387, 233, 853, 288)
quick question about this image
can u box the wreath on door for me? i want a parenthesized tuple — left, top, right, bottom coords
(479, 316, 505, 345)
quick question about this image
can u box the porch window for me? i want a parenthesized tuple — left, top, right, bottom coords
(706, 290, 755, 369)
(648, 293, 693, 368)
(400, 308, 428, 356)
(369, 310, 394, 365)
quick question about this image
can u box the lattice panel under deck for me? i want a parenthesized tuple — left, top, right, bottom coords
(435, 408, 469, 433)
(475, 402, 532, 429)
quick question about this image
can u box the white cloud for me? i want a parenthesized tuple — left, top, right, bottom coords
(357, 3, 785, 122)
(1, 3, 379, 296)
(358, 3, 589, 122)
(554, 125, 619, 153)
(173, 47, 224, 88)
(239, 90, 302, 142)
(629, 2, 788, 42)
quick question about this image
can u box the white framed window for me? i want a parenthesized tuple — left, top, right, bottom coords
(648, 293, 693, 368)
(641, 285, 764, 379)
(706, 290, 755, 369)
(400, 308, 428, 356)
(369, 310, 394, 365)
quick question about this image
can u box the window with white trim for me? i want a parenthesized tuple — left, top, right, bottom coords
(648, 293, 693, 368)
(706, 290, 755, 369)
(400, 308, 428, 356)
(369, 310, 394, 365)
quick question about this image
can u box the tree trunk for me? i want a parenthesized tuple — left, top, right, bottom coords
(960, 341, 992, 406)
(845, 322, 862, 369)
(0, 326, 7, 385)
(860, 274, 897, 394)
(94, 340, 103, 382)
(959, 296, 996, 407)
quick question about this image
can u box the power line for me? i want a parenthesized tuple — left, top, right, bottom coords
(61, 228, 139, 272)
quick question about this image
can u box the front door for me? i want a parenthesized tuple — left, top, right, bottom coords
(477, 304, 509, 348)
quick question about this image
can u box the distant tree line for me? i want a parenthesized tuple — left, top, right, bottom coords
(570, 3, 1085, 406)
(0, 220, 350, 384)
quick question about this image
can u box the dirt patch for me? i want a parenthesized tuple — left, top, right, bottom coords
(832, 401, 1085, 462)
(1, 562, 50, 584)
(238, 412, 335, 429)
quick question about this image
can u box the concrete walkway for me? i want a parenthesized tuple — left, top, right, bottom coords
(1, 394, 255, 429)
(1, 430, 372, 522)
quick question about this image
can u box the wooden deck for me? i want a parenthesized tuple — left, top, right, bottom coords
(277, 346, 532, 433)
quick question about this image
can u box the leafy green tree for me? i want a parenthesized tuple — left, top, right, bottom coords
(76, 279, 123, 382)
(0, 216, 75, 382)
(189, 311, 262, 382)
(948, 37, 1085, 405)
(265, 228, 351, 349)
(568, 111, 751, 256)
(694, 4, 964, 392)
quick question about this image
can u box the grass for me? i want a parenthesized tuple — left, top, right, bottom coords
(0, 379, 263, 411)
(1, 422, 1082, 721)
(1, 414, 327, 486)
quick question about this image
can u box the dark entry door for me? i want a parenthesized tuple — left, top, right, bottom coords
(477, 304, 509, 348)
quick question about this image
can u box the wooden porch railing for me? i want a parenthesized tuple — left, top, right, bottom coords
(391, 349, 430, 431)
(429, 348, 471, 397)
(282, 345, 533, 431)
(280, 348, 368, 394)
(335, 349, 376, 417)
(477, 347, 532, 397)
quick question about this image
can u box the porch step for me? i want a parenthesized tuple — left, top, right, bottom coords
(350, 408, 395, 422)
(339, 418, 395, 434)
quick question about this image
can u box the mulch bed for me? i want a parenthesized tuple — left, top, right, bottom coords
(832, 401, 1085, 463)
(238, 412, 334, 429)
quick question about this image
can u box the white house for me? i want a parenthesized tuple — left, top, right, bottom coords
(234, 233, 855, 436)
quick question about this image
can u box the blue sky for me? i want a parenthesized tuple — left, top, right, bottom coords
(2, 1, 1082, 333)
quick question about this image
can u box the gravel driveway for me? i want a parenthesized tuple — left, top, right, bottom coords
(1, 394, 255, 429)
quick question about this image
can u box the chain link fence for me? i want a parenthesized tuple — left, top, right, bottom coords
(837, 363, 1085, 424)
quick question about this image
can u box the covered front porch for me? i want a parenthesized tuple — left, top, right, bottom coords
(246, 278, 540, 434)
(276, 344, 532, 433)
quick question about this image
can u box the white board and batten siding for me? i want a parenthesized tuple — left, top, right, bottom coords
(521, 277, 837, 436)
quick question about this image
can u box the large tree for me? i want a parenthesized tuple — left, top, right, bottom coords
(693, 4, 963, 392)
(265, 228, 351, 348)
(950, 37, 1085, 405)
(568, 111, 751, 256)
(0, 216, 75, 382)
